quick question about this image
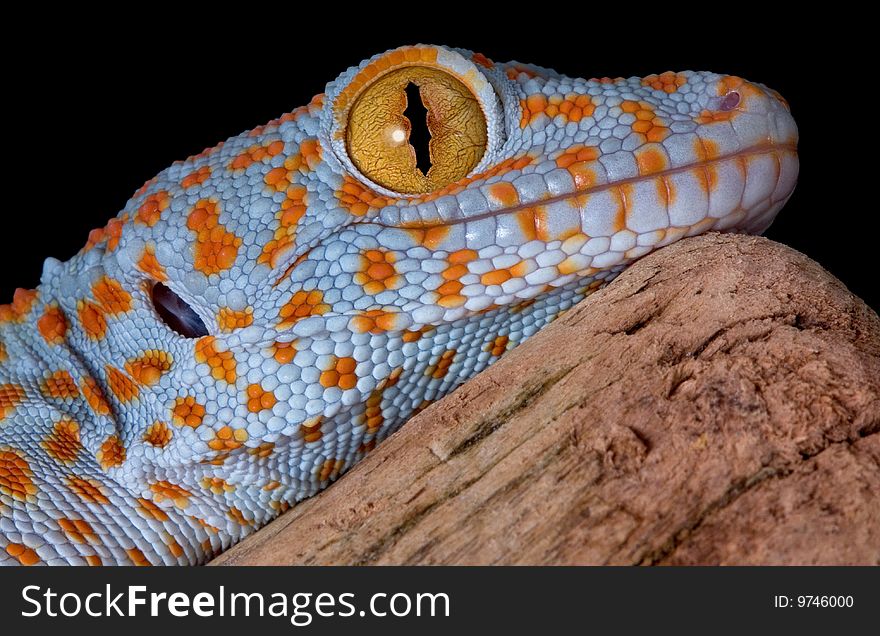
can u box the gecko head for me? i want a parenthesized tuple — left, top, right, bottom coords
(322, 45, 798, 242)
(22, 45, 797, 520)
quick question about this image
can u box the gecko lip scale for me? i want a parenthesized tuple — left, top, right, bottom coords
(384, 142, 799, 230)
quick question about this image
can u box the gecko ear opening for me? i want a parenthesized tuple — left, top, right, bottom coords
(151, 282, 209, 338)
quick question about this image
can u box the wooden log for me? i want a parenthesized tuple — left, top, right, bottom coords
(212, 233, 880, 566)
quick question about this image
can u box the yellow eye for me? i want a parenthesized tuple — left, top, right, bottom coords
(345, 66, 488, 194)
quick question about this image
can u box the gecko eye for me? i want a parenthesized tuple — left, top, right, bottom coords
(151, 282, 209, 338)
(344, 66, 488, 194)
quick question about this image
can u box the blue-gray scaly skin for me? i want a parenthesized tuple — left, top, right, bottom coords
(0, 45, 797, 565)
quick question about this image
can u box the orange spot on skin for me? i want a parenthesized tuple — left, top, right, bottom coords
(336, 176, 389, 217)
(694, 138, 720, 161)
(57, 518, 97, 544)
(172, 396, 206, 428)
(427, 349, 456, 379)
(192, 516, 221, 535)
(83, 215, 127, 252)
(402, 326, 432, 342)
(194, 336, 236, 384)
(351, 309, 398, 334)
(505, 64, 538, 80)
(143, 421, 173, 448)
(692, 139, 720, 193)
(186, 199, 242, 275)
(299, 416, 323, 443)
(228, 507, 253, 526)
(355, 249, 400, 295)
(622, 100, 669, 142)
(217, 307, 253, 331)
(249, 442, 276, 458)
(0, 384, 25, 419)
(264, 166, 292, 193)
(696, 110, 734, 124)
(125, 350, 173, 386)
(436, 250, 478, 308)
(277, 290, 330, 328)
(481, 269, 512, 286)
(105, 365, 139, 403)
(202, 476, 235, 495)
(635, 146, 669, 175)
(260, 184, 308, 268)
(558, 256, 586, 276)
(693, 166, 718, 194)
(41, 370, 80, 400)
(521, 92, 594, 127)
(166, 536, 185, 559)
(405, 225, 450, 249)
(181, 165, 211, 189)
(272, 340, 297, 364)
(449, 249, 478, 264)
(642, 71, 688, 94)
(5, 543, 40, 566)
(208, 426, 248, 451)
(0, 288, 38, 323)
(300, 139, 323, 167)
(611, 185, 633, 233)
(137, 497, 169, 521)
(77, 302, 108, 341)
(92, 277, 132, 315)
(96, 435, 126, 470)
(126, 548, 152, 566)
(37, 305, 68, 344)
(320, 356, 358, 390)
(485, 335, 510, 357)
(138, 244, 167, 281)
(66, 476, 109, 504)
(472, 52, 494, 68)
(0, 447, 37, 502)
(246, 383, 277, 413)
(230, 139, 285, 170)
(516, 207, 550, 242)
(81, 377, 111, 415)
(150, 480, 192, 509)
(362, 382, 390, 434)
(135, 190, 170, 226)
(556, 145, 600, 190)
(316, 458, 345, 482)
(488, 182, 519, 207)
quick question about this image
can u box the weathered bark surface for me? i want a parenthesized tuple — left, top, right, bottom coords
(213, 234, 880, 566)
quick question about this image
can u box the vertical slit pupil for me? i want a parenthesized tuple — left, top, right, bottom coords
(403, 83, 431, 175)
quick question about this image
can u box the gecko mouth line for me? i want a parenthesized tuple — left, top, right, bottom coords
(378, 142, 799, 230)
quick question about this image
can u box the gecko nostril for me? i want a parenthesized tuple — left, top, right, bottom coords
(151, 282, 209, 339)
(720, 91, 741, 111)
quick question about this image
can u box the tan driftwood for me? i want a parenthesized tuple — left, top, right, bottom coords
(213, 234, 880, 566)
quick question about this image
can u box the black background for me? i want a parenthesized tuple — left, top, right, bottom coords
(3, 14, 875, 314)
